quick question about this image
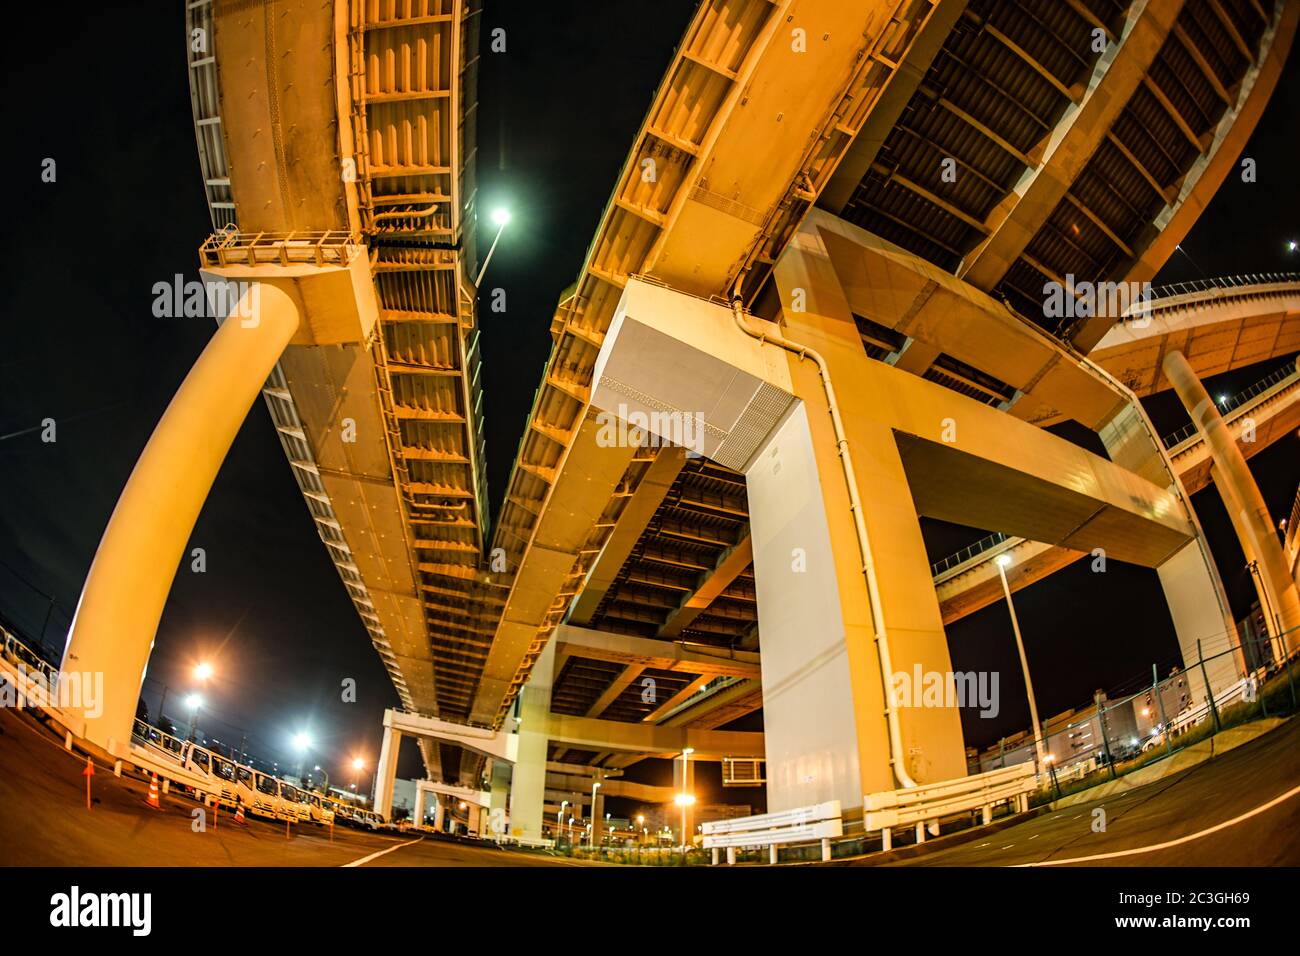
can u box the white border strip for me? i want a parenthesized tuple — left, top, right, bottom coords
(342, 836, 425, 868)
(1019, 782, 1300, 866)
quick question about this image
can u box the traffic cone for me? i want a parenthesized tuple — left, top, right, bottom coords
(145, 773, 162, 810)
(233, 802, 247, 826)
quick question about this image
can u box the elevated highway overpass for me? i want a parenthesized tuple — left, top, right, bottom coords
(935, 353, 1300, 624)
(46, 0, 1300, 848)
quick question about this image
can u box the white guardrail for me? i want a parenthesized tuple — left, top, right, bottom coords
(702, 800, 843, 864)
(0, 623, 211, 793)
(865, 762, 1037, 851)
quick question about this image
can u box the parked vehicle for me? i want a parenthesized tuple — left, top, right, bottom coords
(277, 782, 312, 824)
(304, 791, 335, 826)
(236, 766, 283, 821)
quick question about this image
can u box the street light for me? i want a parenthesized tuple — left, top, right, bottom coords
(995, 554, 1047, 772)
(193, 662, 213, 682)
(673, 793, 696, 852)
(590, 781, 602, 846)
(474, 207, 511, 287)
(185, 694, 202, 742)
(291, 732, 312, 780)
(557, 799, 569, 842)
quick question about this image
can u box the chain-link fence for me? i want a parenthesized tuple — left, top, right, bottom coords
(976, 626, 1299, 806)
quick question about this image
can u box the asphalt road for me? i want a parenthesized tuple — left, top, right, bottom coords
(4, 696, 1297, 868)
(0, 704, 573, 867)
(887, 713, 1300, 866)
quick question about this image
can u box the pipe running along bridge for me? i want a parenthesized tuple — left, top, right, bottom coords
(52, 0, 1300, 843)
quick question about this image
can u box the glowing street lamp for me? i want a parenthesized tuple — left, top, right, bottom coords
(674, 792, 696, 852)
(475, 206, 512, 286)
(185, 694, 202, 741)
(193, 662, 213, 682)
(291, 732, 312, 780)
(995, 553, 1046, 772)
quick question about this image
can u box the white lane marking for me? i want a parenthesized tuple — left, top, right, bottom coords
(1029, 834, 1039, 840)
(342, 836, 425, 867)
(1019, 782, 1300, 867)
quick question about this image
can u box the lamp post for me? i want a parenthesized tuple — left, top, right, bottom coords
(184, 694, 202, 742)
(557, 799, 569, 844)
(474, 207, 511, 287)
(996, 554, 1047, 772)
(673, 793, 696, 853)
(292, 732, 312, 780)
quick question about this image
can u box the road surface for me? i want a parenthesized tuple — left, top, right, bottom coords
(884, 713, 1300, 866)
(0, 703, 575, 867)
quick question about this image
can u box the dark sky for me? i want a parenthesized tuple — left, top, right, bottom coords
(1, 2, 1296, 798)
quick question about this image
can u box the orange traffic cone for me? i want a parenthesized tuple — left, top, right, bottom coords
(233, 802, 247, 826)
(145, 773, 162, 810)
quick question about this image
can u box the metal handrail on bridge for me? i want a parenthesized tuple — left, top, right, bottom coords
(198, 229, 359, 269)
(1160, 361, 1299, 449)
(1144, 271, 1300, 303)
(930, 532, 1009, 578)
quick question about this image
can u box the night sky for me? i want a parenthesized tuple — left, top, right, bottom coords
(1, 3, 1296, 802)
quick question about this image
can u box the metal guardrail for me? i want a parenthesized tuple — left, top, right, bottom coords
(864, 762, 1037, 851)
(930, 532, 1009, 577)
(1144, 272, 1300, 303)
(0, 624, 61, 696)
(199, 229, 359, 268)
(1160, 362, 1298, 449)
(703, 800, 843, 864)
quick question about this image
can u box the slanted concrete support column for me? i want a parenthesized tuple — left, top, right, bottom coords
(1098, 397, 1244, 696)
(489, 760, 511, 840)
(508, 637, 555, 841)
(433, 799, 445, 832)
(60, 283, 301, 755)
(1164, 350, 1300, 659)
(374, 720, 402, 822)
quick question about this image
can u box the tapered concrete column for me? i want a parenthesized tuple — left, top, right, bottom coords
(508, 637, 555, 841)
(373, 721, 402, 821)
(756, 245, 968, 810)
(1212, 465, 1286, 664)
(489, 760, 511, 840)
(1098, 397, 1243, 695)
(413, 785, 427, 828)
(671, 757, 696, 846)
(1164, 350, 1300, 657)
(433, 799, 445, 832)
(590, 786, 606, 846)
(60, 283, 300, 756)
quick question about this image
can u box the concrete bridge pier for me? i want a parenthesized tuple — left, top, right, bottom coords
(508, 638, 554, 842)
(1164, 350, 1300, 659)
(59, 282, 301, 757)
